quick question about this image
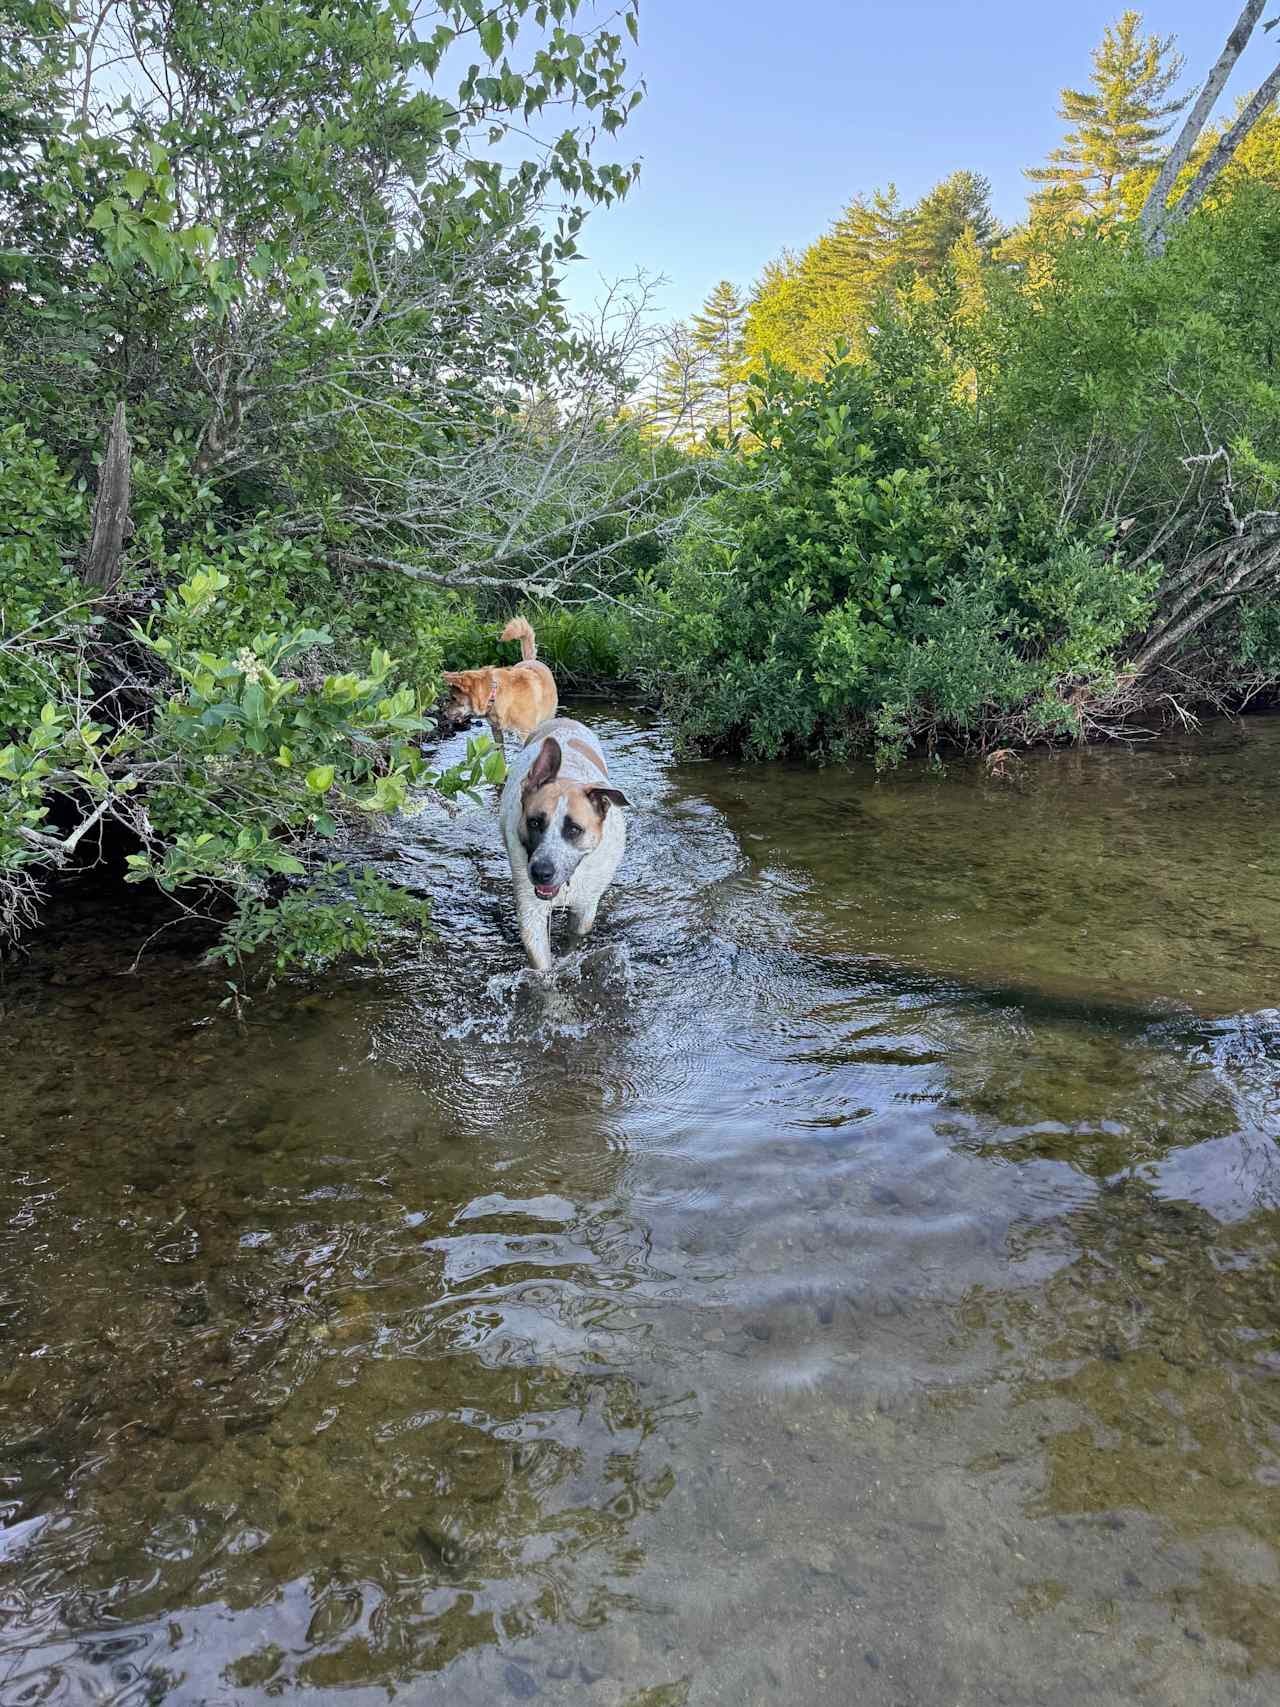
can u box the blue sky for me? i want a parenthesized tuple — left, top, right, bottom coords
(557, 1, 1280, 320)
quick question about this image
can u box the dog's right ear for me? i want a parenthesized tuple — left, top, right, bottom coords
(523, 735, 562, 793)
(441, 671, 465, 686)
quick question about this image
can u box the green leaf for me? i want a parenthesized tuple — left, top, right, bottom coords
(479, 13, 503, 58)
(306, 765, 335, 794)
(123, 169, 150, 200)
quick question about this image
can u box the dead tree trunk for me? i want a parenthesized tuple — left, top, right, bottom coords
(1140, 3, 1280, 255)
(83, 402, 131, 590)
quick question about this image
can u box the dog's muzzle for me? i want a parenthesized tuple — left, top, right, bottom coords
(529, 858, 560, 900)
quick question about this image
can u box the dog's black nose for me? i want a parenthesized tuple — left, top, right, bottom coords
(529, 859, 554, 885)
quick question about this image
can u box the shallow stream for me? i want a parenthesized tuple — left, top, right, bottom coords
(3, 713, 1280, 1705)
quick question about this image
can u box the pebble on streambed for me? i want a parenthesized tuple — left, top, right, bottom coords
(415, 1513, 475, 1570)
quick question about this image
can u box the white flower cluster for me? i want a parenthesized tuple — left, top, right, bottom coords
(236, 647, 265, 684)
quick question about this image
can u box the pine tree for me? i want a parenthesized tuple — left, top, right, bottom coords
(1026, 10, 1187, 222)
(905, 170, 998, 272)
(649, 322, 709, 447)
(822, 184, 911, 292)
(744, 175, 999, 375)
(745, 254, 815, 377)
(690, 279, 748, 437)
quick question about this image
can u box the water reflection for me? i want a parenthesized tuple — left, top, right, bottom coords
(0, 1017, 693, 1699)
(3, 715, 1280, 1702)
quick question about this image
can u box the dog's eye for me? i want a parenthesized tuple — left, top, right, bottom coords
(562, 819, 582, 841)
(527, 814, 546, 834)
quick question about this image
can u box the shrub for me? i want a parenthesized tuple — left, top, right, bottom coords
(637, 343, 1158, 761)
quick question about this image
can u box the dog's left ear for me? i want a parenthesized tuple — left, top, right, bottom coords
(586, 786, 629, 817)
(441, 671, 466, 686)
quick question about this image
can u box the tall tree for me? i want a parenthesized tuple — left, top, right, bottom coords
(744, 254, 815, 376)
(649, 321, 710, 446)
(822, 184, 911, 291)
(1027, 10, 1188, 221)
(905, 170, 999, 271)
(690, 279, 748, 436)
(744, 174, 998, 376)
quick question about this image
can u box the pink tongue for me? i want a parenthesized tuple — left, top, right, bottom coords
(535, 883, 558, 898)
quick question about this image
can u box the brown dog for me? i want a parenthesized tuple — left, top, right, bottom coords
(440, 618, 558, 751)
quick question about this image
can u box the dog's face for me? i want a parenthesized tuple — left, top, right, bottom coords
(519, 736, 628, 900)
(440, 669, 493, 730)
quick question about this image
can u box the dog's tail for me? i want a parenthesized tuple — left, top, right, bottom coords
(501, 616, 537, 662)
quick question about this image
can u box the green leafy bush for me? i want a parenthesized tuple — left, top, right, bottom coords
(0, 0, 649, 966)
(0, 421, 91, 728)
(637, 344, 1159, 760)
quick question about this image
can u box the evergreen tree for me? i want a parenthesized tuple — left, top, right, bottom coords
(745, 175, 999, 376)
(1026, 10, 1187, 221)
(823, 184, 911, 292)
(650, 322, 710, 446)
(745, 254, 822, 377)
(690, 279, 749, 436)
(905, 170, 999, 271)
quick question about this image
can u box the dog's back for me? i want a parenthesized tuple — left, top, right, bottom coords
(510, 717, 608, 786)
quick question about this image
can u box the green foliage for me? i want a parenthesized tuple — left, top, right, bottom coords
(742, 172, 999, 378)
(0, 0, 650, 964)
(1237, 596, 1280, 675)
(0, 422, 91, 731)
(209, 868, 435, 977)
(1025, 9, 1186, 224)
(638, 317, 1162, 761)
(977, 183, 1280, 588)
(0, 502, 503, 961)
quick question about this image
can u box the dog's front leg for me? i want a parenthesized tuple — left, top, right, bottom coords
(518, 903, 553, 973)
(503, 812, 552, 971)
(569, 900, 598, 939)
(510, 872, 552, 971)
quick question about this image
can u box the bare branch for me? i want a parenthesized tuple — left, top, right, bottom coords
(1140, 1, 1278, 253)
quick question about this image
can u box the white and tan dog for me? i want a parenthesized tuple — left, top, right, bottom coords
(499, 717, 629, 972)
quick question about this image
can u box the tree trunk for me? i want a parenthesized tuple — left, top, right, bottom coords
(1172, 62, 1280, 228)
(83, 403, 131, 590)
(1139, 1, 1276, 255)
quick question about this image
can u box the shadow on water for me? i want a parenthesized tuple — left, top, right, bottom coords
(2, 711, 1280, 1704)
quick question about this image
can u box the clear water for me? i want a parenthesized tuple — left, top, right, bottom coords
(3, 713, 1280, 1705)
